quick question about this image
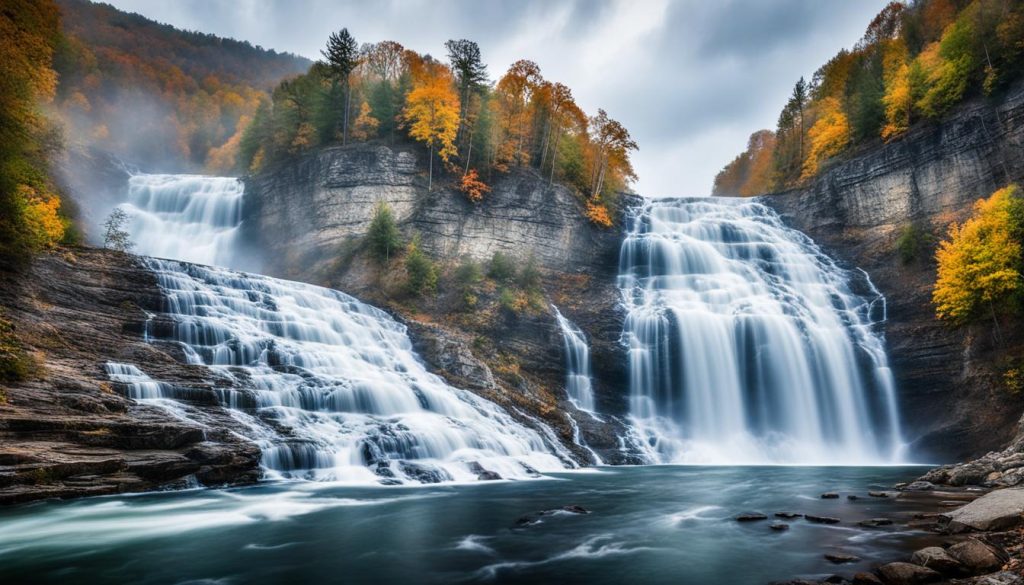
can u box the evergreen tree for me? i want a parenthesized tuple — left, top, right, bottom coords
(404, 235, 437, 295)
(367, 201, 401, 263)
(321, 28, 359, 144)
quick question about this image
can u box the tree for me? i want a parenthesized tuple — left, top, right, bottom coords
(102, 208, 134, 252)
(801, 97, 851, 179)
(494, 60, 541, 168)
(458, 169, 490, 203)
(588, 109, 638, 200)
(445, 39, 487, 130)
(367, 201, 401, 263)
(403, 62, 460, 191)
(321, 28, 359, 144)
(933, 185, 1023, 329)
(404, 235, 437, 295)
(351, 101, 379, 141)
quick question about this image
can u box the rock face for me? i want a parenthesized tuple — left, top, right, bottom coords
(939, 488, 1024, 533)
(0, 249, 261, 504)
(765, 82, 1024, 461)
(242, 143, 638, 463)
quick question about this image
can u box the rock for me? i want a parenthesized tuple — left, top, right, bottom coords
(562, 505, 590, 514)
(770, 522, 790, 531)
(947, 539, 1003, 573)
(909, 547, 962, 574)
(852, 572, 884, 585)
(903, 481, 935, 492)
(467, 461, 501, 481)
(775, 512, 803, 519)
(940, 488, 1024, 532)
(825, 553, 860, 563)
(847, 494, 860, 500)
(805, 515, 841, 524)
(821, 492, 840, 499)
(858, 518, 894, 528)
(994, 468, 1024, 488)
(736, 512, 768, 521)
(869, 491, 890, 498)
(514, 505, 590, 527)
(876, 562, 941, 584)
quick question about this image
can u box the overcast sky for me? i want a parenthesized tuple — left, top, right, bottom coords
(106, 0, 888, 196)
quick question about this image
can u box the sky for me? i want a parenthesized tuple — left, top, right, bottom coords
(106, 0, 890, 196)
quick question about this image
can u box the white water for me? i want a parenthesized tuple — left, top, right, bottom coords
(619, 197, 903, 465)
(112, 173, 569, 484)
(552, 307, 596, 413)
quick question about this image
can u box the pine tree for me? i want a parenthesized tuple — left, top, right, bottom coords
(367, 201, 401, 263)
(321, 28, 359, 144)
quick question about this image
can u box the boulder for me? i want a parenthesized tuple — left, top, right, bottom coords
(775, 512, 802, 519)
(852, 572, 884, 585)
(821, 492, 840, 499)
(909, 546, 962, 574)
(902, 481, 935, 492)
(946, 539, 1003, 573)
(876, 562, 940, 584)
(825, 553, 860, 563)
(868, 491, 890, 498)
(858, 518, 894, 528)
(940, 488, 1024, 532)
(770, 522, 790, 531)
(736, 512, 768, 521)
(805, 515, 841, 524)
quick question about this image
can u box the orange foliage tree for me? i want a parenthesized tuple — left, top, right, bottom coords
(403, 61, 460, 191)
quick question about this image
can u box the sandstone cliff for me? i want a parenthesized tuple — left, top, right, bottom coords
(242, 144, 639, 463)
(765, 82, 1024, 461)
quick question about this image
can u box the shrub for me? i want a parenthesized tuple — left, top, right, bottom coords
(404, 235, 437, 296)
(102, 208, 134, 252)
(458, 169, 491, 203)
(517, 254, 542, 291)
(453, 256, 482, 310)
(896, 223, 929, 264)
(487, 251, 516, 283)
(0, 313, 34, 383)
(367, 201, 402, 263)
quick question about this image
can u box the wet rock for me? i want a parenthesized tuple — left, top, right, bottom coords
(858, 518, 894, 528)
(770, 522, 790, 531)
(515, 505, 590, 527)
(562, 505, 590, 514)
(947, 539, 1003, 573)
(940, 488, 1024, 532)
(868, 491, 890, 498)
(876, 562, 941, 584)
(852, 572, 884, 585)
(805, 515, 841, 524)
(994, 468, 1024, 488)
(847, 494, 860, 500)
(467, 461, 501, 481)
(736, 512, 768, 521)
(825, 553, 860, 564)
(821, 492, 840, 499)
(398, 462, 452, 484)
(903, 481, 936, 492)
(909, 546, 962, 574)
(775, 512, 803, 519)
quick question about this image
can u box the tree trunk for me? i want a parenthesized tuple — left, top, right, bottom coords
(549, 128, 560, 185)
(343, 77, 351, 145)
(428, 144, 434, 192)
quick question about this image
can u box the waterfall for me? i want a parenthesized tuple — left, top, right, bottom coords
(552, 307, 596, 413)
(618, 197, 903, 465)
(119, 174, 243, 267)
(112, 173, 568, 484)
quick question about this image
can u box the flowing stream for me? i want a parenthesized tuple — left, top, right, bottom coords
(619, 198, 903, 465)
(112, 173, 568, 483)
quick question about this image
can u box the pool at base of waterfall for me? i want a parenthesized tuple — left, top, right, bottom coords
(0, 466, 939, 585)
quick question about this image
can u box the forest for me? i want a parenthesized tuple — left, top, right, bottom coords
(713, 0, 1024, 197)
(50, 0, 309, 171)
(238, 32, 638, 226)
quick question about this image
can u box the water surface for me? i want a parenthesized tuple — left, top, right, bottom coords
(0, 466, 938, 585)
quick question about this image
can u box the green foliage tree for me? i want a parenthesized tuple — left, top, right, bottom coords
(487, 251, 516, 282)
(367, 201, 401, 263)
(404, 235, 437, 296)
(453, 256, 483, 309)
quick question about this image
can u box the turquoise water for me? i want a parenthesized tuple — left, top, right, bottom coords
(0, 466, 938, 584)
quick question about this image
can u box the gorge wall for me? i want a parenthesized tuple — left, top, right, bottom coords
(765, 82, 1024, 462)
(242, 145, 640, 463)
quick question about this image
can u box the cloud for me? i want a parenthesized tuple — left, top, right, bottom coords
(104, 0, 889, 195)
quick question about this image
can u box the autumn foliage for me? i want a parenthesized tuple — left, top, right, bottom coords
(239, 32, 638, 224)
(458, 170, 490, 203)
(715, 0, 1024, 195)
(933, 185, 1024, 325)
(0, 0, 68, 269)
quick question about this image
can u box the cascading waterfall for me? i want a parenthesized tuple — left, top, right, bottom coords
(119, 174, 243, 267)
(552, 307, 596, 413)
(619, 197, 903, 465)
(111, 173, 568, 484)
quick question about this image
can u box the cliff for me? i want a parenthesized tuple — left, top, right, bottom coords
(765, 82, 1024, 462)
(242, 144, 640, 463)
(0, 249, 260, 504)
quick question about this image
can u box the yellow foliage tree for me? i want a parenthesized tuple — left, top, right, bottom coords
(881, 40, 912, 141)
(801, 97, 850, 179)
(18, 185, 64, 249)
(403, 63, 460, 191)
(351, 101, 379, 141)
(933, 185, 1023, 325)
